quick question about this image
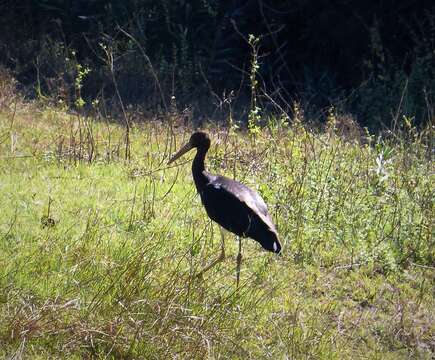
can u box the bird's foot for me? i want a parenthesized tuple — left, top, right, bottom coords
(194, 251, 225, 280)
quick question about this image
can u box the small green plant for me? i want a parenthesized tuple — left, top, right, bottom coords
(74, 62, 91, 109)
(291, 101, 305, 135)
(326, 105, 337, 130)
(247, 34, 261, 136)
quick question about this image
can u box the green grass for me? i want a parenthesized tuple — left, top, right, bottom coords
(0, 105, 433, 359)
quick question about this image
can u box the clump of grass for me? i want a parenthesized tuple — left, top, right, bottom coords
(0, 100, 433, 358)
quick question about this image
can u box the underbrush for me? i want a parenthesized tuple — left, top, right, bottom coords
(0, 104, 433, 359)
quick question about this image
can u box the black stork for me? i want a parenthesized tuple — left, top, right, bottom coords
(168, 131, 281, 285)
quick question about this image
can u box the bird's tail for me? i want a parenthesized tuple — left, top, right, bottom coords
(256, 228, 281, 254)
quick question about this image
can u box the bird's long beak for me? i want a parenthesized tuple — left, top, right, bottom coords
(168, 141, 194, 164)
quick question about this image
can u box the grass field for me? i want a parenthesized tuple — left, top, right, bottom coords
(0, 104, 433, 359)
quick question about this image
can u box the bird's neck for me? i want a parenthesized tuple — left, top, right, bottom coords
(192, 147, 209, 190)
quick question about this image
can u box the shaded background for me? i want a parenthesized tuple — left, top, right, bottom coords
(1, 0, 434, 129)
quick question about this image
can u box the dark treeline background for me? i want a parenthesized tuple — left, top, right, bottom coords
(1, 0, 434, 130)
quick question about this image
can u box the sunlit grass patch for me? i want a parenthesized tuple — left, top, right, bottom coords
(0, 105, 433, 358)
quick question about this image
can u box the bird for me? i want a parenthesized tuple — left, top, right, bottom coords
(168, 131, 281, 285)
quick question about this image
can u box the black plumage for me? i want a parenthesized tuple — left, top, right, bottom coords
(168, 131, 281, 282)
(199, 175, 281, 253)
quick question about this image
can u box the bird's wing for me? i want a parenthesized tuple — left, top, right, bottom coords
(213, 176, 277, 233)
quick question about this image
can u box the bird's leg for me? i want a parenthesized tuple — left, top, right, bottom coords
(195, 228, 226, 279)
(236, 236, 242, 287)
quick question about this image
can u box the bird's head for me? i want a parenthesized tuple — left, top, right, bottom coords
(168, 131, 210, 164)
